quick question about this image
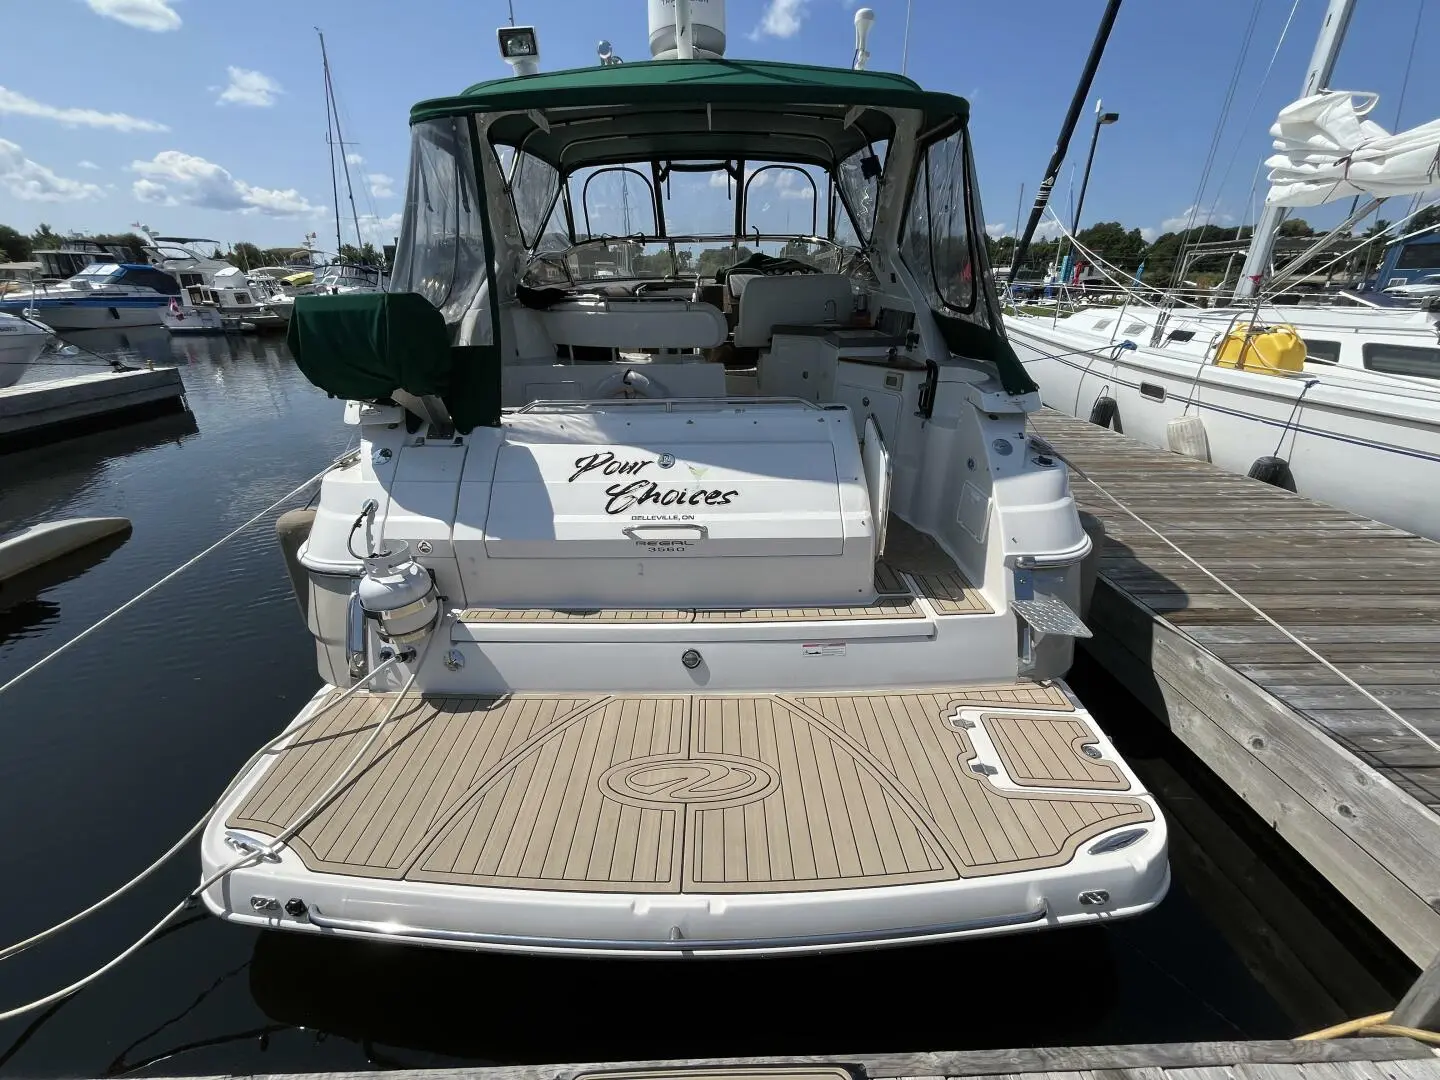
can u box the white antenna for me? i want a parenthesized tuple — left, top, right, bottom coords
(901, 0, 912, 75)
(674, 0, 695, 59)
(853, 7, 875, 70)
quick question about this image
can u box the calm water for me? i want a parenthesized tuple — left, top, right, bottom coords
(0, 329, 1380, 1076)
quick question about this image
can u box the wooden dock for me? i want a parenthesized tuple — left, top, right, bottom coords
(1028, 409, 1440, 973)
(0, 367, 187, 451)
(131, 1038, 1439, 1080)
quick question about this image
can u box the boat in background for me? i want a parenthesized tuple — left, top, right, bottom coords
(311, 262, 387, 294)
(139, 233, 292, 332)
(1005, 0, 1440, 541)
(0, 263, 182, 330)
(0, 312, 54, 389)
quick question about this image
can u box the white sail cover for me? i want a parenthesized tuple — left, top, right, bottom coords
(1264, 91, 1440, 207)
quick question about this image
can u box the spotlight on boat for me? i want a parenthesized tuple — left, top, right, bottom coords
(497, 25, 539, 77)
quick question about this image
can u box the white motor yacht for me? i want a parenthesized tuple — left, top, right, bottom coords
(201, 17, 1167, 958)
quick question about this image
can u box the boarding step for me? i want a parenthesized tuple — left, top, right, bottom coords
(454, 559, 990, 640)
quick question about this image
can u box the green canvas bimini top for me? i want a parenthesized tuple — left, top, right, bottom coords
(411, 59, 968, 171)
(411, 57, 969, 125)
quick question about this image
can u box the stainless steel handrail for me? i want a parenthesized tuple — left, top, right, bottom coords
(305, 901, 1049, 952)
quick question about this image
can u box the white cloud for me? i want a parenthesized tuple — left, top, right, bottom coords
(0, 86, 167, 132)
(985, 222, 1010, 239)
(78, 160, 100, 170)
(0, 139, 104, 202)
(346, 152, 364, 166)
(357, 212, 403, 245)
(217, 67, 282, 107)
(85, 0, 181, 32)
(1033, 219, 1066, 242)
(708, 166, 772, 190)
(130, 150, 320, 217)
(773, 171, 811, 199)
(367, 172, 395, 198)
(1159, 204, 1235, 233)
(751, 0, 807, 39)
(1139, 227, 1158, 243)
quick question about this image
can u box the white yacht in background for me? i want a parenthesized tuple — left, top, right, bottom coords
(312, 262, 388, 295)
(1006, 0, 1440, 541)
(140, 233, 292, 332)
(0, 312, 54, 388)
(0, 262, 182, 330)
(200, 8, 1167, 958)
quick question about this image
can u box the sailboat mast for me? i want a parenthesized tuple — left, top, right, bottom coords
(318, 28, 344, 257)
(1232, 0, 1357, 299)
(318, 28, 365, 257)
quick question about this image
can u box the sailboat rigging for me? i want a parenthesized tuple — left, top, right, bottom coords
(317, 28, 364, 261)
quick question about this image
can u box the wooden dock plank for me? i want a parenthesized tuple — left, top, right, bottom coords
(1031, 409, 1440, 967)
(147, 1039, 1435, 1080)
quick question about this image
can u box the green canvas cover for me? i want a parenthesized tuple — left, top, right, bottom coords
(287, 292, 500, 431)
(412, 58, 968, 126)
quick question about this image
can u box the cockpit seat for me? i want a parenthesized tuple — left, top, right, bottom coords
(733, 274, 853, 348)
(540, 296, 727, 351)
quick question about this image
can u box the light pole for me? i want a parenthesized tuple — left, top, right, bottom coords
(1073, 99, 1119, 236)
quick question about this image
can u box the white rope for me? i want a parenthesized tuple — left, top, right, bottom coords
(0, 449, 354, 700)
(0, 636, 434, 1023)
(0, 654, 402, 963)
(1053, 449, 1440, 758)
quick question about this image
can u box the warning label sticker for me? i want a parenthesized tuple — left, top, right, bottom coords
(802, 641, 847, 657)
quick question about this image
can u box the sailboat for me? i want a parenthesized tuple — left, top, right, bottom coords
(198, 3, 1167, 956)
(1005, 0, 1440, 541)
(313, 30, 387, 296)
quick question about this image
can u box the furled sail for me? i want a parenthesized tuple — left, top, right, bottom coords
(1264, 91, 1440, 207)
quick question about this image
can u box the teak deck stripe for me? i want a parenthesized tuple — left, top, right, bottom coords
(229, 685, 1149, 894)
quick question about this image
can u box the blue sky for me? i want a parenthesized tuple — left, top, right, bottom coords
(0, 0, 1435, 252)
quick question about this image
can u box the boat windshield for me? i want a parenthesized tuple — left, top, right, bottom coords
(509, 158, 869, 286)
(68, 264, 124, 283)
(317, 264, 384, 288)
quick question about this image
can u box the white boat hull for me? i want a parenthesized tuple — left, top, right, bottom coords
(1, 302, 165, 331)
(1006, 317, 1440, 541)
(0, 517, 131, 582)
(0, 315, 52, 389)
(162, 306, 224, 335)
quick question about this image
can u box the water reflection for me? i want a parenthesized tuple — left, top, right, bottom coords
(247, 928, 1119, 1064)
(0, 530, 132, 645)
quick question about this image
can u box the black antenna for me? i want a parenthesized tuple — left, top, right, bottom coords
(1008, 0, 1123, 284)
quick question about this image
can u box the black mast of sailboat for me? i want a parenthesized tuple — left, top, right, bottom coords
(1007, 0, 1122, 285)
(317, 28, 364, 259)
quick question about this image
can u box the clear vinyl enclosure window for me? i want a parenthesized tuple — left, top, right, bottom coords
(836, 141, 887, 247)
(901, 124, 977, 315)
(391, 116, 491, 332)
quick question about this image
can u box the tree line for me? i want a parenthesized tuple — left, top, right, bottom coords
(985, 207, 1440, 287)
(0, 223, 386, 271)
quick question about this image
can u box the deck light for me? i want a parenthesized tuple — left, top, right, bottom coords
(498, 26, 539, 76)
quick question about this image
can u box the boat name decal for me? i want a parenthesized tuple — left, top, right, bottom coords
(568, 451, 738, 515)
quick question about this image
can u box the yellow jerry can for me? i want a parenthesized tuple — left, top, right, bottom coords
(1215, 324, 1307, 374)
